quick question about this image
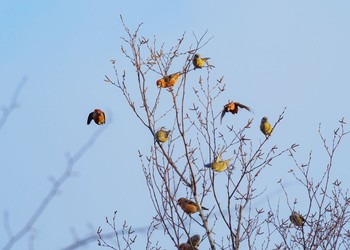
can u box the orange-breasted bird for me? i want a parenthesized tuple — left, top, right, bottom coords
(177, 197, 208, 214)
(220, 101, 252, 124)
(290, 211, 306, 227)
(156, 72, 182, 88)
(187, 234, 201, 248)
(178, 243, 198, 250)
(87, 109, 105, 125)
(192, 54, 210, 69)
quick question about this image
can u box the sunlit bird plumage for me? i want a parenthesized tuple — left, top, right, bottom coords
(177, 197, 208, 214)
(155, 128, 171, 143)
(192, 54, 210, 69)
(87, 109, 105, 125)
(220, 101, 251, 124)
(156, 72, 182, 88)
(260, 117, 272, 138)
(205, 153, 232, 172)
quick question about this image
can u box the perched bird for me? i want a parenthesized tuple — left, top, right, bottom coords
(156, 72, 182, 88)
(178, 243, 198, 250)
(220, 101, 252, 124)
(87, 109, 105, 125)
(192, 53, 210, 69)
(177, 197, 208, 214)
(204, 153, 232, 172)
(155, 128, 171, 143)
(260, 117, 272, 138)
(187, 234, 201, 248)
(290, 211, 306, 227)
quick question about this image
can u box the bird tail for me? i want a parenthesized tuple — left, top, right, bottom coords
(225, 158, 233, 164)
(204, 163, 212, 168)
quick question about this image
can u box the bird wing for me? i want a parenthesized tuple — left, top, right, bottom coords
(236, 102, 251, 112)
(220, 109, 226, 124)
(87, 112, 94, 125)
(215, 153, 223, 162)
(163, 75, 170, 83)
(186, 199, 208, 210)
(183, 199, 198, 208)
(101, 112, 106, 123)
(224, 158, 233, 164)
(168, 72, 182, 78)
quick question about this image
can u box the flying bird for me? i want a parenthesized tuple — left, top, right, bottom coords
(155, 128, 171, 143)
(220, 101, 251, 124)
(87, 109, 105, 125)
(260, 117, 272, 138)
(187, 234, 201, 248)
(290, 211, 306, 227)
(177, 197, 208, 214)
(204, 152, 232, 172)
(192, 54, 210, 69)
(156, 72, 182, 88)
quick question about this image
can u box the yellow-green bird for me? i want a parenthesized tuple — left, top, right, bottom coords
(290, 211, 306, 227)
(192, 54, 210, 69)
(155, 128, 171, 143)
(204, 153, 232, 172)
(260, 117, 272, 138)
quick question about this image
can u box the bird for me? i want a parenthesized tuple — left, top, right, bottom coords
(178, 243, 198, 250)
(192, 54, 210, 69)
(204, 152, 232, 172)
(260, 117, 272, 138)
(156, 72, 182, 88)
(290, 211, 306, 227)
(177, 197, 208, 214)
(155, 128, 171, 143)
(187, 234, 201, 248)
(220, 101, 252, 124)
(87, 109, 105, 125)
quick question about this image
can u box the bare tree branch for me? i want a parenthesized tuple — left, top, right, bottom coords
(0, 77, 28, 131)
(2, 126, 108, 250)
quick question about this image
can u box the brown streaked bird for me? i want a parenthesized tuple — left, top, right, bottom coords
(187, 234, 201, 248)
(290, 211, 306, 227)
(177, 197, 208, 214)
(178, 243, 198, 250)
(87, 109, 105, 125)
(156, 72, 182, 88)
(220, 101, 252, 124)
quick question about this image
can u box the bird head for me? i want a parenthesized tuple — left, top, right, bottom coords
(261, 117, 268, 123)
(156, 79, 165, 88)
(95, 109, 102, 115)
(194, 54, 200, 58)
(177, 198, 186, 205)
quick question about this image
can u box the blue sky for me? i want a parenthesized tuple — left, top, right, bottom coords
(1, 1, 350, 249)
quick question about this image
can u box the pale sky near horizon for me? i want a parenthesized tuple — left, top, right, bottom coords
(1, 1, 350, 249)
